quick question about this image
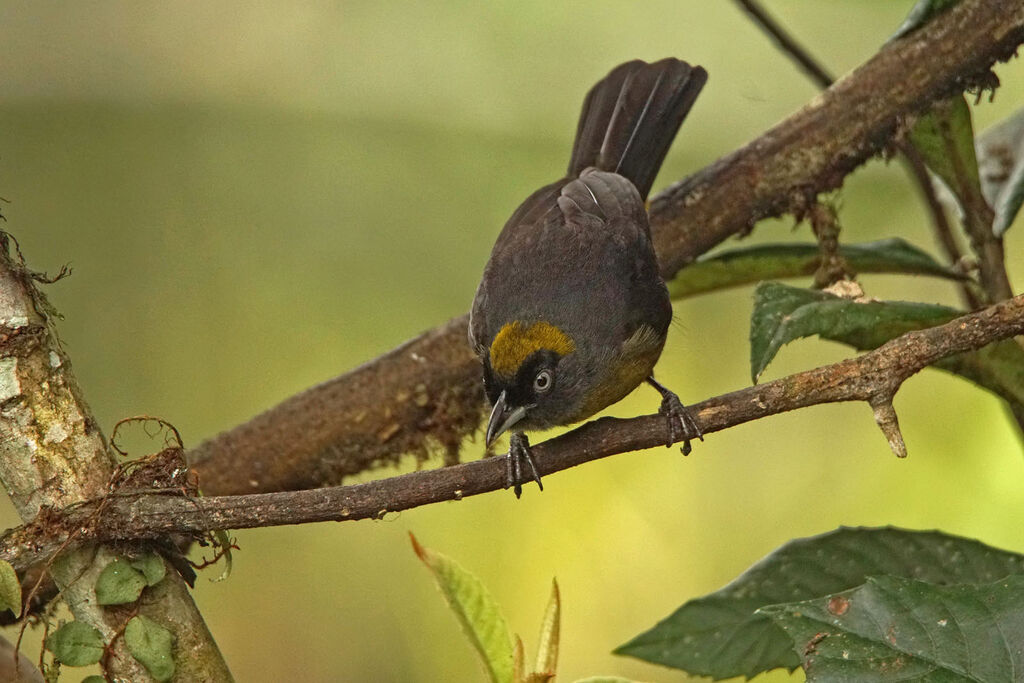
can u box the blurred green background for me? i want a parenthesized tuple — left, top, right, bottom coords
(2, 1, 1023, 681)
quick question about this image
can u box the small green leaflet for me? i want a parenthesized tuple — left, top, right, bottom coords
(130, 553, 167, 588)
(411, 533, 514, 683)
(125, 615, 175, 682)
(761, 574, 1024, 682)
(95, 558, 148, 605)
(615, 527, 1024, 680)
(908, 95, 981, 210)
(0, 560, 22, 615)
(533, 579, 560, 679)
(44, 621, 104, 667)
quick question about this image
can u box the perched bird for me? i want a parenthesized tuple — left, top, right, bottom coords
(469, 58, 707, 496)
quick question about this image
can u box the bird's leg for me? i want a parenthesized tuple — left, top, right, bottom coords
(646, 376, 704, 455)
(506, 432, 543, 498)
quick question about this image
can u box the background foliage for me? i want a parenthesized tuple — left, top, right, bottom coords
(1, 1, 1022, 680)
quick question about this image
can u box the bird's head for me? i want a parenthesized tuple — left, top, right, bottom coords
(482, 320, 579, 446)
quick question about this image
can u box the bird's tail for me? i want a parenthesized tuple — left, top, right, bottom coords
(567, 58, 707, 200)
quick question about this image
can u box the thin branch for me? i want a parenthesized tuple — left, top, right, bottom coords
(186, 0, 1024, 496)
(733, 0, 835, 89)
(4, 294, 1022, 572)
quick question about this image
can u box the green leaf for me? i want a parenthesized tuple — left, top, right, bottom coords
(749, 282, 959, 382)
(890, 0, 962, 41)
(44, 621, 104, 667)
(761, 574, 1024, 682)
(573, 678, 647, 683)
(81, 677, 107, 683)
(95, 558, 147, 605)
(909, 95, 981, 206)
(124, 615, 175, 682)
(977, 107, 1024, 208)
(411, 533, 514, 683)
(0, 560, 22, 615)
(667, 239, 963, 299)
(211, 529, 233, 582)
(533, 579, 560, 678)
(129, 553, 167, 587)
(993, 151, 1024, 236)
(615, 527, 1024, 680)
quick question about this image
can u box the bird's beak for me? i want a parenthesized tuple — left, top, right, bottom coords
(485, 390, 529, 447)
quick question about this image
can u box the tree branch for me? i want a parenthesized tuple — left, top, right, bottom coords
(732, 0, 835, 89)
(4, 294, 1022, 572)
(188, 0, 1024, 496)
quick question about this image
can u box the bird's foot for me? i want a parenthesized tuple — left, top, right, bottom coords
(505, 432, 543, 498)
(647, 377, 704, 455)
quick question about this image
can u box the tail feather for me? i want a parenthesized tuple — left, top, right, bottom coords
(567, 58, 707, 199)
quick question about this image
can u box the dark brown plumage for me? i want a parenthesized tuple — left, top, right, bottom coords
(469, 58, 708, 495)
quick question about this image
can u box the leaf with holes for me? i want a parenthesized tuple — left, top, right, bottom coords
(749, 282, 958, 382)
(44, 621, 104, 667)
(0, 560, 21, 615)
(615, 527, 1024, 680)
(761, 574, 1024, 681)
(412, 534, 514, 683)
(125, 615, 175, 682)
(95, 558, 147, 605)
(667, 239, 963, 299)
(890, 0, 962, 41)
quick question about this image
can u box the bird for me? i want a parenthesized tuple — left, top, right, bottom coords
(468, 58, 708, 496)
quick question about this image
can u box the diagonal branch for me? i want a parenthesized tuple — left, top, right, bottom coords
(188, 0, 1024, 496)
(4, 294, 1022, 572)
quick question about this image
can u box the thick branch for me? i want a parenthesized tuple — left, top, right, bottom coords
(5, 294, 1022, 570)
(188, 0, 1024, 496)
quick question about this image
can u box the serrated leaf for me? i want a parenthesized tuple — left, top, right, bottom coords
(615, 527, 1024, 680)
(0, 560, 22, 615)
(124, 615, 175, 682)
(890, 0, 962, 41)
(411, 534, 514, 683)
(533, 579, 560, 678)
(44, 621, 104, 667)
(129, 553, 166, 588)
(909, 95, 981, 209)
(667, 239, 963, 299)
(95, 558, 147, 605)
(749, 282, 958, 382)
(761, 574, 1024, 682)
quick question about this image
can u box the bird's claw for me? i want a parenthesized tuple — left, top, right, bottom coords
(505, 432, 543, 498)
(649, 378, 703, 454)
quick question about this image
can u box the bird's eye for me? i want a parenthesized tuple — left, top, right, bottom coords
(533, 369, 553, 393)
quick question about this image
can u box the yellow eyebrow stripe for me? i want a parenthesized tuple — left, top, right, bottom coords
(490, 321, 575, 378)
